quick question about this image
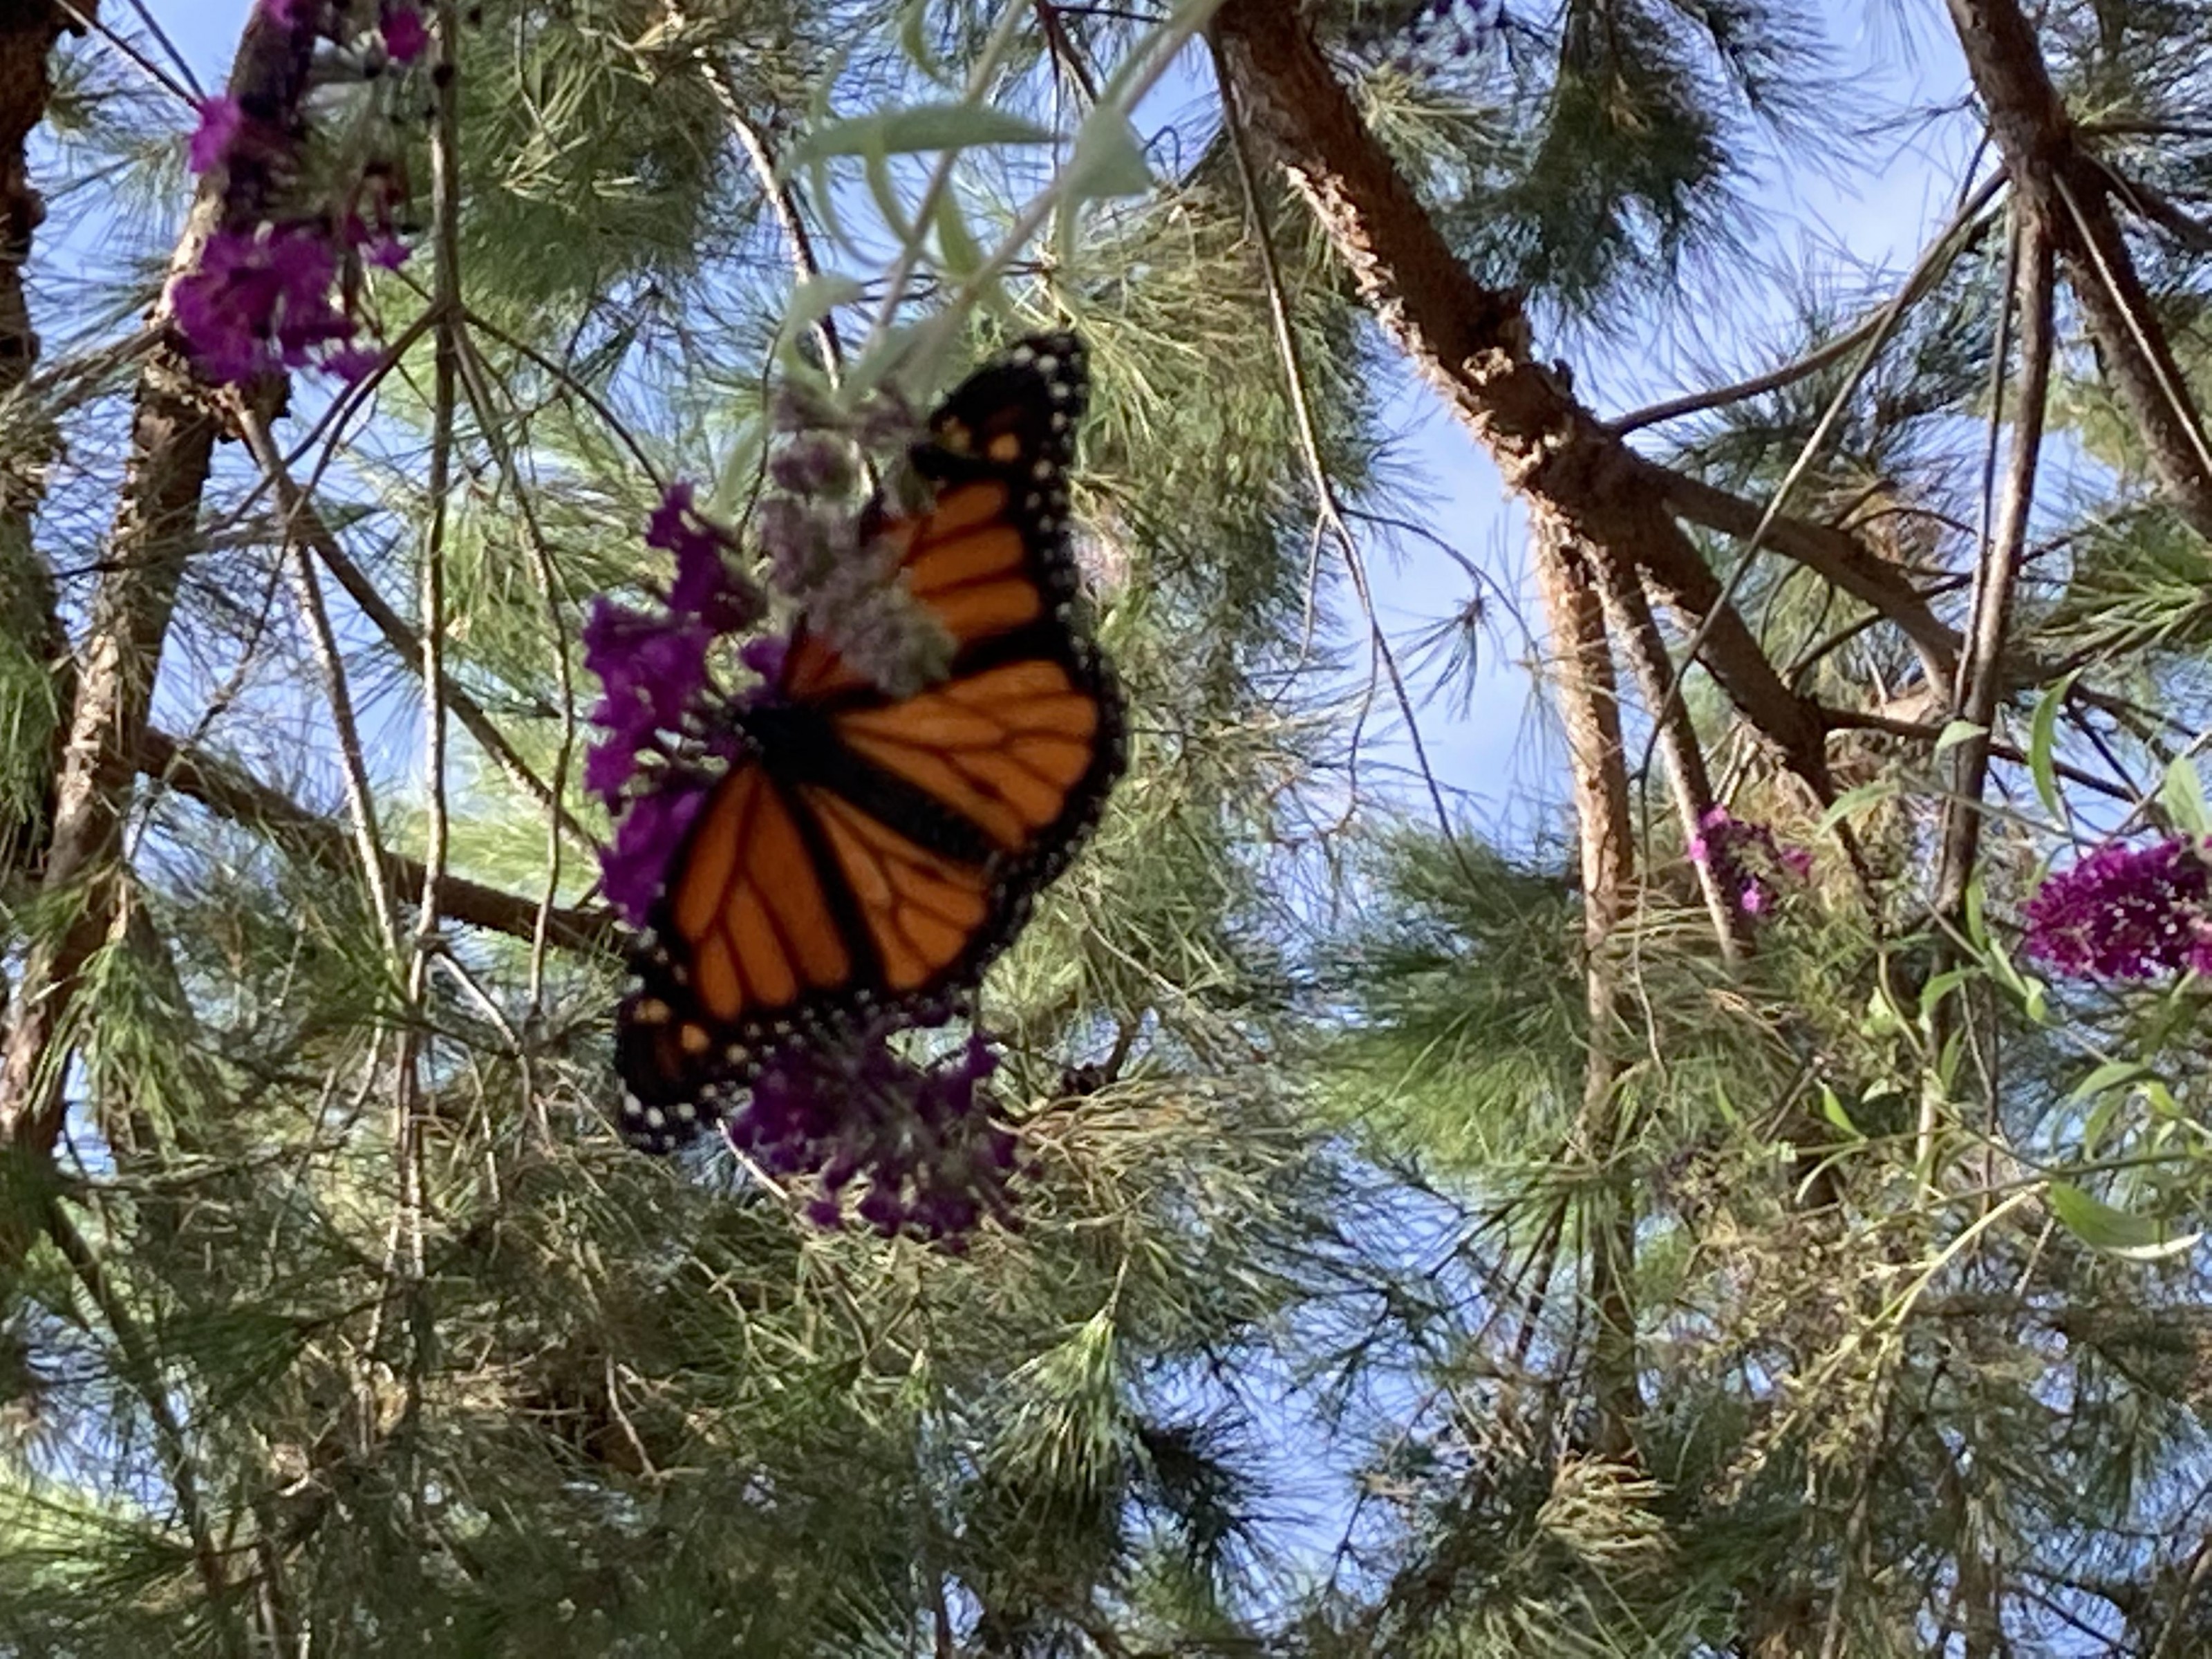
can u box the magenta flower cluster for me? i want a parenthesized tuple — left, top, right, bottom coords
(256, 0, 427, 55)
(379, 3, 429, 62)
(584, 483, 767, 925)
(733, 1027, 1022, 1243)
(1689, 805, 1812, 918)
(172, 226, 386, 384)
(173, 3, 427, 384)
(2022, 836, 2212, 981)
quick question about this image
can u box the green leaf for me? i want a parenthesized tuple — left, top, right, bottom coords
(1061, 110, 1154, 201)
(2161, 753, 2210, 837)
(1935, 718, 1987, 755)
(1817, 780, 1897, 834)
(2068, 1059, 2155, 1104)
(864, 147, 915, 243)
(933, 194, 984, 281)
(2047, 1181, 2202, 1261)
(1863, 982, 1906, 1037)
(709, 417, 766, 518)
(1919, 966, 1971, 1020)
(898, 0, 955, 84)
(788, 104, 1057, 167)
(777, 273, 865, 355)
(2028, 671, 2075, 821)
(841, 324, 926, 406)
(1934, 1025, 1967, 1090)
(1818, 1086, 1862, 1141)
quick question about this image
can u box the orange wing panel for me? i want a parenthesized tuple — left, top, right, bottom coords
(833, 660, 1105, 853)
(804, 788, 992, 993)
(656, 762, 851, 1024)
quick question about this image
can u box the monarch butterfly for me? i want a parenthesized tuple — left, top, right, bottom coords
(613, 334, 1124, 1151)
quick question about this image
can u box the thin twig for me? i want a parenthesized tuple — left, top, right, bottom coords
(235, 418, 402, 949)
(2053, 167, 2212, 486)
(1637, 178, 1980, 790)
(1610, 171, 2005, 435)
(135, 728, 613, 950)
(1208, 30, 1475, 879)
(232, 406, 597, 854)
(458, 305, 664, 485)
(119, 0, 205, 98)
(1933, 211, 2055, 918)
(449, 330, 578, 1013)
(51, 0, 196, 102)
(708, 75, 845, 378)
(46, 1198, 236, 1639)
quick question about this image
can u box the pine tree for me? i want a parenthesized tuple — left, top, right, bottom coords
(13, 0, 2212, 1653)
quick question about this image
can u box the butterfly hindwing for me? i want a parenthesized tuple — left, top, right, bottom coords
(613, 332, 1123, 1151)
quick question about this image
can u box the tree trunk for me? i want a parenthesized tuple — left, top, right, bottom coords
(0, 7, 317, 1160)
(0, 1, 79, 894)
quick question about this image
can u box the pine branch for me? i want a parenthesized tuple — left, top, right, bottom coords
(1646, 465, 1962, 686)
(1609, 169, 2005, 441)
(44, 1197, 238, 1648)
(1211, 0, 1833, 792)
(137, 728, 614, 954)
(1596, 560, 1748, 959)
(1934, 213, 2054, 921)
(1947, 0, 2212, 540)
(1208, 32, 1474, 883)
(233, 404, 595, 855)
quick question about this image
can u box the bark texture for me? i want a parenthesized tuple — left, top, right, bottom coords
(0, 1, 78, 890)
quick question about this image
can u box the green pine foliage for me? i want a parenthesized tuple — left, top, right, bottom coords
(17, 0, 2212, 1653)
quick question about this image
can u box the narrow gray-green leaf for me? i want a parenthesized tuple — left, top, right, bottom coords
(2028, 671, 2074, 822)
(2047, 1181, 2201, 1261)
(789, 104, 1056, 167)
(1062, 109, 1154, 202)
(2161, 753, 2209, 837)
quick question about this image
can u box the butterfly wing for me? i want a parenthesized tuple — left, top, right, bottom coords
(614, 334, 1124, 1150)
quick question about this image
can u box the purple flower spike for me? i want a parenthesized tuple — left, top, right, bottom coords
(738, 633, 789, 688)
(2023, 836, 2212, 981)
(726, 1026, 1021, 1242)
(187, 97, 245, 174)
(173, 225, 360, 384)
(583, 731, 641, 806)
(381, 3, 429, 62)
(643, 480, 699, 550)
(1689, 805, 1809, 927)
(322, 344, 386, 385)
(599, 780, 709, 926)
(646, 482, 764, 632)
(583, 598, 712, 730)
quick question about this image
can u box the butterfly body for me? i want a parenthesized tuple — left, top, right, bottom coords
(615, 335, 1122, 1152)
